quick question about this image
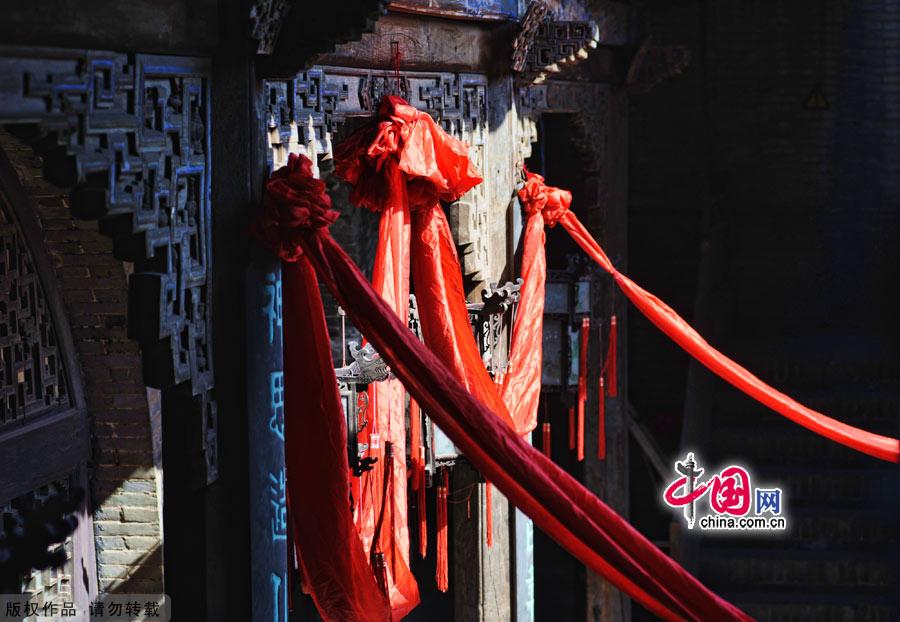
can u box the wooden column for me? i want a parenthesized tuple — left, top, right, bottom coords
(451, 464, 512, 621)
(583, 90, 630, 622)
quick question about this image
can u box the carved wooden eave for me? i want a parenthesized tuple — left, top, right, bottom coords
(513, 2, 601, 84)
(0, 48, 218, 487)
(388, 0, 520, 22)
(252, 0, 390, 77)
(625, 36, 692, 95)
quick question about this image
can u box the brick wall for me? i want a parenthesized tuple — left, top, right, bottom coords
(0, 131, 164, 594)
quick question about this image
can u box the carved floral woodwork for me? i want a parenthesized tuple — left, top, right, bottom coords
(0, 49, 217, 487)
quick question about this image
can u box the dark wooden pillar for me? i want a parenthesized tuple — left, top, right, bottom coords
(583, 89, 630, 622)
(201, 1, 256, 618)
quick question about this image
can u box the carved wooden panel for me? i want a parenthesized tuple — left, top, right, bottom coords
(0, 210, 70, 426)
(519, 20, 600, 84)
(264, 66, 491, 284)
(0, 49, 217, 485)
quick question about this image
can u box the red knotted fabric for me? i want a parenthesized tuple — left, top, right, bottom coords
(519, 171, 900, 463)
(498, 174, 557, 434)
(334, 95, 514, 614)
(335, 95, 513, 429)
(265, 155, 752, 621)
(251, 155, 391, 622)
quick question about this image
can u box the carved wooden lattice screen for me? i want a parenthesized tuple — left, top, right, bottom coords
(0, 148, 96, 612)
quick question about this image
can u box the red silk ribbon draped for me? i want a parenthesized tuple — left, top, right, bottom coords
(334, 95, 514, 612)
(518, 171, 900, 463)
(500, 184, 549, 434)
(251, 156, 391, 622)
(335, 95, 515, 431)
(263, 155, 751, 621)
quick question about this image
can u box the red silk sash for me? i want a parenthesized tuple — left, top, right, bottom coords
(517, 170, 900, 463)
(257, 154, 751, 621)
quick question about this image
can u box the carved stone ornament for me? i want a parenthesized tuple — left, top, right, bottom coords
(335, 341, 392, 386)
(0, 48, 217, 487)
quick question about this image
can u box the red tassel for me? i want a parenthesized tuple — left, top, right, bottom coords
(410, 399, 421, 488)
(542, 421, 552, 459)
(436, 469, 449, 592)
(568, 405, 575, 450)
(417, 469, 427, 559)
(578, 317, 589, 462)
(606, 315, 618, 397)
(485, 481, 494, 548)
(598, 378, 606, 460)
(409, 399, 428, 558)
(577, 406, 585, 462)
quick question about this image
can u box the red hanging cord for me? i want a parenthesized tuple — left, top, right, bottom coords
(436, 469, 449, 592)
(410, 399, 421, 489)
(485, 482, 494, 548)
(417, 470, 427, 559)
(371, 442, 395, 597)
(542, 422, 552, 459)
(578, 317, 589, 461)
(598, 378, 606, 460)
(409, 399, 427, 558)
(606, 315, 618, 397)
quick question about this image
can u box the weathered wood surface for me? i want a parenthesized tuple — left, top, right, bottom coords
(0, 0, 218, 56)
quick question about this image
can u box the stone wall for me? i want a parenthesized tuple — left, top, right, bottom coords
(0, 131, 164, 595)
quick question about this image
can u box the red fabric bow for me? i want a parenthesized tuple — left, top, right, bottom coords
(335, 95, 497, 613)
(519, 169, 571, 227)
(335, 95, 483, 213)
(251, 154, 339, 262)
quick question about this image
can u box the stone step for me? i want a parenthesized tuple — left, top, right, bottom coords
(724, 336, 900, 388)
(724, 592, 895, 622)
(700, 551, 895, 592)
(708, 425, 898, 467)
(697, 510, 899, 550)
(710, 388, 900, 434)
(755, 467, 897, 508)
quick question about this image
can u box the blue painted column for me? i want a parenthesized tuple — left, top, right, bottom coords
(246, 250, 288, 622)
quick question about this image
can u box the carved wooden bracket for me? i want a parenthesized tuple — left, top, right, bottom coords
(512, 2, 600, 84)
(625, 36, 692, 95)
(0, 48, 218, 487)
(251, 1, 389, 77)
